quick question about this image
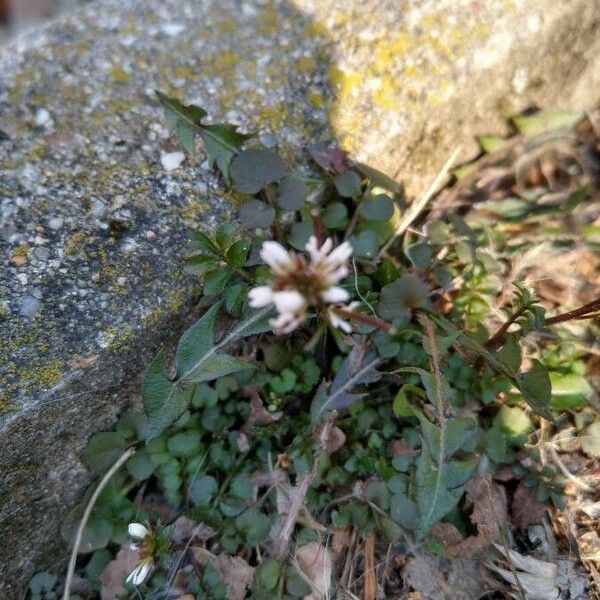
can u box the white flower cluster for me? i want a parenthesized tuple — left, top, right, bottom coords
(249, 236, 356, 333)
(126, 523, 154, 586)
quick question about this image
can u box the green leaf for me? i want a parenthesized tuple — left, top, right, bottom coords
(185, 353, 254, 384)
(359, 195, 394, 221)
(189, 475, 218, 506)
(278, 174, 308, 211)
(334, 170, 362, 198)
(445, 417, 481, 457)
(176, 303, 222, 376)
(494, 405, 532, 443)
(156, 90, 207, 153)
(226, 239, 250, 268)
(29, 572, 57, 594)
(230, 473, 253, 500)
(239, 199, 276, 229)
(185, 254, 218, 276)
(550, 372, 593, 410)
(365, 480, 391, 509)
(415, 448, 477, 539)
(199, 124, 254, 182)
(224, 283, 247, 315)
(255, 558, 281, 590)
(404, 242, 433, 268)
(155, 91, 253, 179)
(518, 359, 552, 418)
(167, 431, 201, 457)
(378, 275, 429, 321)
(288, 221, 314, 250)
(188, 229, 220, 255)
(231, 149, 287, 194)
(390, 492, 417, 531)
(322, 201, 348, 229)
(203, 269, 232, 295)
(142, 350, 192, 440)
(126, 451, 156, 481)
(350, 229, 378, 259)
(392, 384, 423, 417)
(511, 109, 583, 134)
(82, 432, 127, 475)
(497, 334, 522, 371)
(236, 508, 271, 545)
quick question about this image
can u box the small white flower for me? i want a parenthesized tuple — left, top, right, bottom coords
(249, 236, 354, 334)
(128, 523, 150, 541)
(126, 557, 153, 586)
(328, 301, 361, 333)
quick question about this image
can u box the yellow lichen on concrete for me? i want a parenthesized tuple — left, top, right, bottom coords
(20, 359, 64, 391)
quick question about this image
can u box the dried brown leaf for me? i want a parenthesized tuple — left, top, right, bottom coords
(212, 554, 254, 600)
(100, 548, 140, 600)
(512, 483, 547, 530)
(170, 515, 216, 544)
(295, 542, 333, 599)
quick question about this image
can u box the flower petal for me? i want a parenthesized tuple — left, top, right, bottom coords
(260, 241, 293, 273)
(321, 286, 350, 304)
(248, 285, 274, 308)
(270, 313, 302, 334)
(327, 241, 353, 265)
(127, 560, 152, 586)
(273, 290, 306, 315)
(128, 523, 149, 540)
(328, 309, 352, 333)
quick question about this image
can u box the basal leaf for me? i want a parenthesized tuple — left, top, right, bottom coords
(183, 353, 253, 384)
(176, 303, 222, 377)
(415, 446, 477, 540)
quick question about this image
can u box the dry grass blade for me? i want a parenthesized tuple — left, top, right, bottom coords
(378, 146, 462, 259)
(363, 533, 377, 600)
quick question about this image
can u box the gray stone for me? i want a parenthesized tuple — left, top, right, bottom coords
(1, 0, 600, 596)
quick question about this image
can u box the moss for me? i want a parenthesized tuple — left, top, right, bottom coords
(20, 360, 64, 391)
(63, 231, 87, 256)
(13, 245, 29, 258)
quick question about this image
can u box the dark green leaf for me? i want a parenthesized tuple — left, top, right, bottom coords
(278, 174, 308, 211)
(226, 239, 249, 267)
(378, 275, 429, 320)
(185, 254, 218, 276)
(189, 475, 218, 506)
(415, 448, 477, 539)
(322, 202, 348, 229)
(167, 431, 201, 457)
(497, 334, 522, 371)
(255, 558, 281, 590)
(188, 229, 220, 255)
(289, 221, 314, 250)
(236, 508, 270, 545)
(203, 269, 231, 295)
(334, 170, 362, 198)
(231, 149, 287, 194)
(359, 195, 394, 220)
(404, 242, 433, 268)
(350, 229, 378, 258)
(390, 492, 417, 530)
(142, 350, 192, 440)
(82, 432, 127, 475)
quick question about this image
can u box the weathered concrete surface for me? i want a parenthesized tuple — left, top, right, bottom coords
(1, 0, 600, 595)
(297, 0, 600, 196)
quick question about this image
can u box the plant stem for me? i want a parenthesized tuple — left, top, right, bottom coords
(545, 296, 600, 326)
(63, 447, 136, 600)
(484, 303, 531, 351)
